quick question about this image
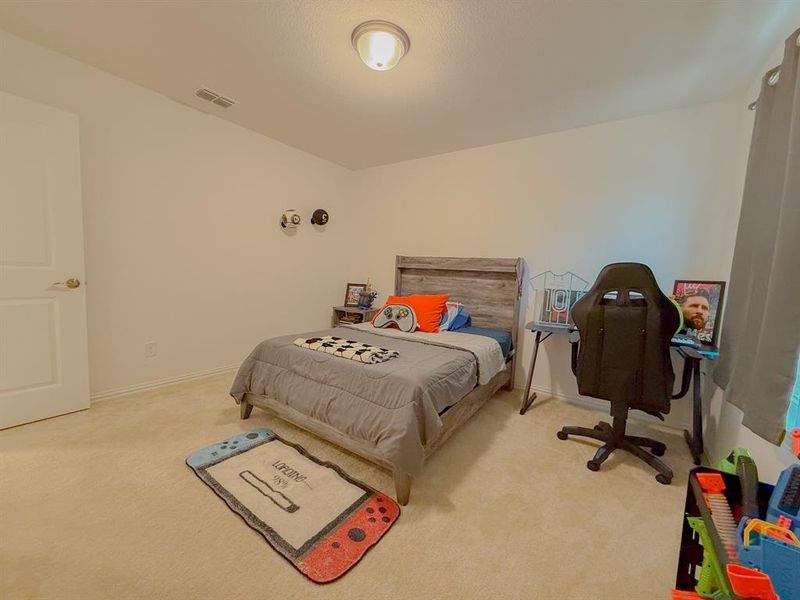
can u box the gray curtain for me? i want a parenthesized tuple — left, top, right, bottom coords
(714, 28, 800, 445)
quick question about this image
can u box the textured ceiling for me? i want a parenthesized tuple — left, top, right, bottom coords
(1, 0, 798, 169)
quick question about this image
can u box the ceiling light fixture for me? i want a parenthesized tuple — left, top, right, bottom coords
(351, 20, 410, 71)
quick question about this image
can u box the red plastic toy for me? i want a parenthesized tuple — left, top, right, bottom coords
(776, 515, 793, 530)
(671, 591, 704, 599)
(726, 564, 779, 600)
(695, 472, 726, 494)
(791, 428, 800, 458)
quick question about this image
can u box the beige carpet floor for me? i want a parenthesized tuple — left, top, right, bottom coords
(0, 373, 696, 599)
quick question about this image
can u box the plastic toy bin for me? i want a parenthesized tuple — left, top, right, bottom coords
(674, 466, 777, 600)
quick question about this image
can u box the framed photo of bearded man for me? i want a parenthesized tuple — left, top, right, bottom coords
(672, 280, 726, 347)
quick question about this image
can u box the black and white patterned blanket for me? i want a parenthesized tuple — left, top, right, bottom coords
(292, 335, 399, 364)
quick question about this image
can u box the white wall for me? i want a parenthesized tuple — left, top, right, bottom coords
(4, 27, 797, 479)
(348, 35, 799, 479)
(702, 36, 798, 483)
(351, 99, 748, 431)
(0, 31, 362, 397)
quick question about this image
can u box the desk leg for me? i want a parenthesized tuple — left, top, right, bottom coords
(682, 358, 703, 465)
(520, 332, 542, 415)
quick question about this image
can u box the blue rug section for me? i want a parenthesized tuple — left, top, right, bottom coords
(186, 428, 274, 468)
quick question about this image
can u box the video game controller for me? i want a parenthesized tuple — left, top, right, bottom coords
(297, 491, 401, 583)
(186, 428, 274, 469)
(372, 303, 417, 332)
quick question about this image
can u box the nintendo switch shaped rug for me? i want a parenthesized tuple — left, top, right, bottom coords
(186, 428, 400, 583)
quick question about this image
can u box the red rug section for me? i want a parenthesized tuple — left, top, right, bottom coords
(298, 492, 400, 583)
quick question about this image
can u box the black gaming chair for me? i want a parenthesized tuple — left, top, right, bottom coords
(557, 263, 680, 484)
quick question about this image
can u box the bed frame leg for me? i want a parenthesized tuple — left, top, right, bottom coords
(393, 469, 411, 506)
(240, 399, 253, 420)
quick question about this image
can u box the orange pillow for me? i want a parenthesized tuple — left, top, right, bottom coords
(374, 294, 449, 333)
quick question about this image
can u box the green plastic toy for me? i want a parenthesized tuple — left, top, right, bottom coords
(686, 517, 734, 599)
(717, 448, 752, 475)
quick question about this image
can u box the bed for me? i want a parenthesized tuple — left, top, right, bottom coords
(231, 256, 523, 504)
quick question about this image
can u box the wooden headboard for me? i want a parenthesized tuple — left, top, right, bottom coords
(394, 256, 524, 387)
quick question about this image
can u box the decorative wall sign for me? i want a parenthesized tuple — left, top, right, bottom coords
(529, 271, 589, 327)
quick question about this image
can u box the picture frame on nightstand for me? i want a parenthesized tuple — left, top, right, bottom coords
(344, 283, 366, 307)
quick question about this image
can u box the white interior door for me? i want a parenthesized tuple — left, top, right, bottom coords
(0, 91, 90, 429)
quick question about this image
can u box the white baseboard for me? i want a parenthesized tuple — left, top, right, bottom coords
(514, 382, 689, 433)
(90, 364, 238, 402)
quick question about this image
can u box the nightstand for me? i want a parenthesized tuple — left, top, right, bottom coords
(331, 306, 378, 327)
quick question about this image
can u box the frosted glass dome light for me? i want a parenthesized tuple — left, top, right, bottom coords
(351, 20, 410, 71)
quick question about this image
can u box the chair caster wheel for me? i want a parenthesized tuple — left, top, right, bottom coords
(557, 431, 568, 441)
(586, 460, 601, 472)
(651, 444, 666, 457)
(656, 473, 672, 485)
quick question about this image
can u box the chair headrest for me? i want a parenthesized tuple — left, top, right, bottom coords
(572, 262, 679, 330)
(586, 262, 661, 295)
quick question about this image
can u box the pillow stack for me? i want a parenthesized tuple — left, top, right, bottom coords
(370, 295, 474, 333)
(372, 294, 449, 333)
(439, 302, 471, 331)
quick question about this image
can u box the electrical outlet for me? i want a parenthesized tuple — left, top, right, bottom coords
(144, 342, 157, 358)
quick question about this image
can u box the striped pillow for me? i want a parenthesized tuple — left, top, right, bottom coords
(439, 302, 464, 331)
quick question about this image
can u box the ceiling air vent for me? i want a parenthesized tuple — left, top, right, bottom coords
(212, 96, 236, 108)
(194, 87, 237, 109)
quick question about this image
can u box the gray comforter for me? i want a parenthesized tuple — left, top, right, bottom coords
(230, 327, 478, 476)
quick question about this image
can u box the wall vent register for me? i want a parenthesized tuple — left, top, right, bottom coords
(194, 87, 237, 108)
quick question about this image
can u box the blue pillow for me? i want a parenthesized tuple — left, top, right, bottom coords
(450, 309, 471, 330)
